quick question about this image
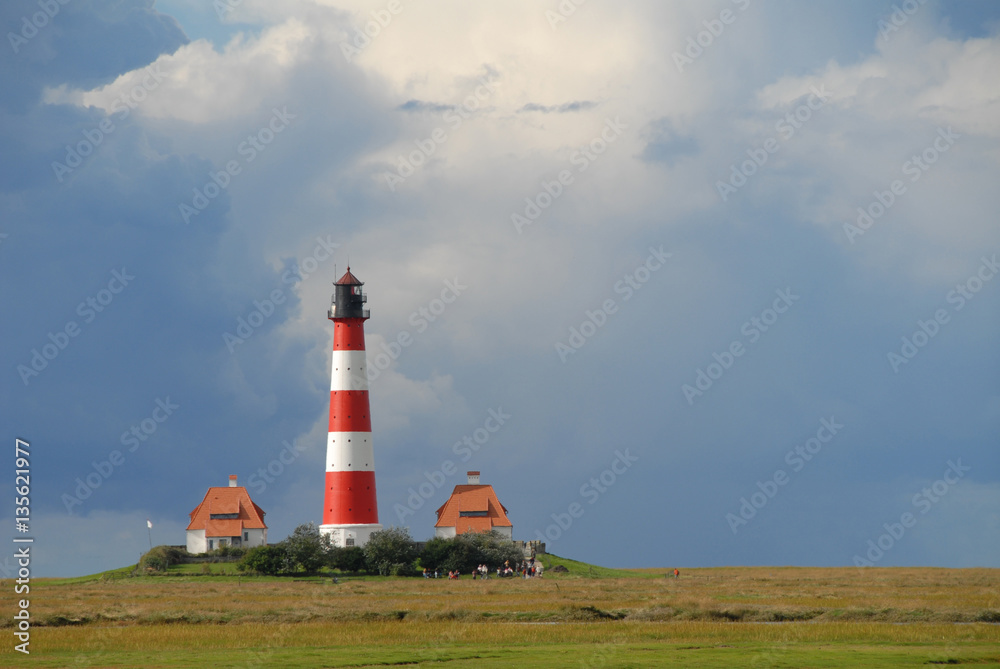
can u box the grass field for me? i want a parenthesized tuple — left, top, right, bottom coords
(3, 557, 998, 668)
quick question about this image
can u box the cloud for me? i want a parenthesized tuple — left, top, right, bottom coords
(518, 100, 600, 114)
(640, 117, 699, 164)
(397, 99, 455, 113)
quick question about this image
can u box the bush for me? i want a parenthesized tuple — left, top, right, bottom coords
(237, 545, 289, 575)
(363, 527, 418, 576)
(328, 545, 368, 573)
(419, 537, 454, 572)
(200, 545, 248, 561)
(282, 522, 326, 574)
(418, 531, 524, 574)
(139, 545, 190, 572)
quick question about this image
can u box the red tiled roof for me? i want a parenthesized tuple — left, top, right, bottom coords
(205, 519, 245, 538)
(458, 489, 489, 512)
(455, 517, 494, 533)
(335, 268, 362, 285)
(187, 486, 267, 532)
(435, 484, 512, 533)
(212, 498, 240, 514)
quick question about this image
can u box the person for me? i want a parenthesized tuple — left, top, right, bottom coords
(674, 568, 680, 578)
(423, 568, 430, 578)
(434, 569, 439, 578)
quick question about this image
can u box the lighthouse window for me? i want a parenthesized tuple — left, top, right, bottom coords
(460, 511, 488, 517)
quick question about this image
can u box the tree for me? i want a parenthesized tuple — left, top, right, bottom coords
(363, 526, 418, 576)
(418, 531, 524, 574)
(418, 537, 453, 572)
(327, 545, 368, 573)
(282, 522, 326, 573)
(238, 545, 289, 576)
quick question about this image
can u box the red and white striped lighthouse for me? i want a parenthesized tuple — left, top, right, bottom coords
(319, 267, 382, 548)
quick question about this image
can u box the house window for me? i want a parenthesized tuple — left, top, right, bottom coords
(209, 540, 214, 550)
(459, 511, 488, 517)
(244, 532, 249, 542)
(346, 538, 355, 546)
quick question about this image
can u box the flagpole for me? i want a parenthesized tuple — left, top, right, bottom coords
(146, 519, 153, 551)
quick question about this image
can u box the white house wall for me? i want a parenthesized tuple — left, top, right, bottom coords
(186, 529, 206, 554)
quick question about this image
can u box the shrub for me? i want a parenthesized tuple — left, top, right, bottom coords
(238, 545, 289, 575)
(363, 527, 418, 576)
(418, 531, 524, 574)
(282, 522, 326, 574)
(139, 545, 190, 572)
(328, 545, 368, 573)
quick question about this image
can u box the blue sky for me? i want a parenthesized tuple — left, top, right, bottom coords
(2, 0, 998, 577)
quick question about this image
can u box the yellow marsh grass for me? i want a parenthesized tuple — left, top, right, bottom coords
(18, 566, 999, 627)
(27, 620, 1000, 654)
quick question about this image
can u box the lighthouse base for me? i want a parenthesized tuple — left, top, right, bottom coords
(320, 523, 383, 548)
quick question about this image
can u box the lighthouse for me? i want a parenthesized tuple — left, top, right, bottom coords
(319, 267, 382, 548)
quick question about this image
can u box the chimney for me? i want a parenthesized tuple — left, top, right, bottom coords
(229, 475, 237, 487)
(467, 471, 480, 485)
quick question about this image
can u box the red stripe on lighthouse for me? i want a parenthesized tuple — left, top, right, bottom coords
(323, 471, 379, 525)
(333, 320, 367, 350)
(328, 391, 372, 433)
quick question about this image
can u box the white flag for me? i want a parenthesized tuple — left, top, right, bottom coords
(147, 519, 153, 529)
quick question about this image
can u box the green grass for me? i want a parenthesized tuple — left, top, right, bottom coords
(10, 621, 1000, 668)
(537, 552, 657, 578)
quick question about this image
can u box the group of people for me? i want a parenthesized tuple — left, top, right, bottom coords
(421, 568, 464, 579)
(420, 558, 544, 580)
(495, 558, 542, 579)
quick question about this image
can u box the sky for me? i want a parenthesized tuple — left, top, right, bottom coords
(2, 0, 998, 578)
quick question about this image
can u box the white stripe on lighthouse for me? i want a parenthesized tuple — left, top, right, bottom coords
(330, 350, 369, 391)
(326, 432, 374, 472)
